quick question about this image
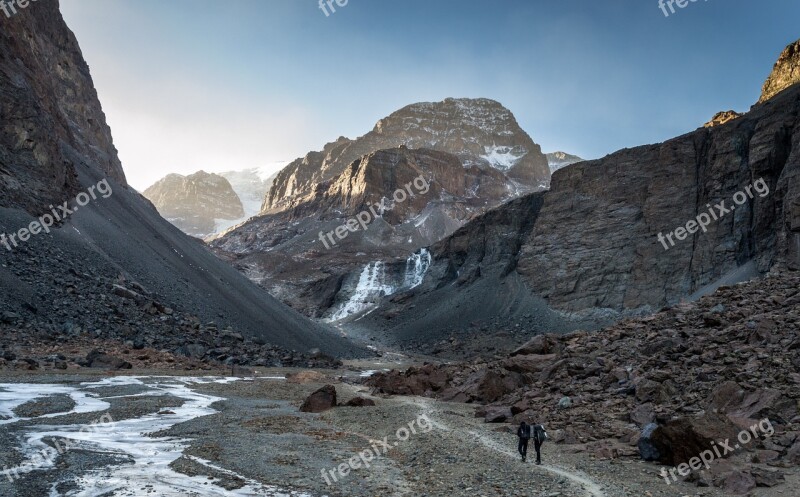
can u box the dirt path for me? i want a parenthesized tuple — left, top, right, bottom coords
(403, 396, 608, 497)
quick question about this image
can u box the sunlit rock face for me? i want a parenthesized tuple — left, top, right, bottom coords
(143, 171, 245, 238)
(264, 97, 550, 214)
(759, 39, 800, 103)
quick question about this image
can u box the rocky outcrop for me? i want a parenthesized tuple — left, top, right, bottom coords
(759, 39, 800, 103)
(143, 171, 245, 237)
(264, 98, 550, 214)
(0, 0, 125, 214)
(704, 110, 743, 128)
(300, 385, 338, 413)
(214, 99, 552, 319)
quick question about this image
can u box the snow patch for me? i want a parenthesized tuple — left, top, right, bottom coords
(480, 145, 524, 170)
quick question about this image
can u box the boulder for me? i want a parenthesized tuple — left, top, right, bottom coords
(630, 404, 655, 427)
(634, 379, 675, 403)
(721, 471, 756, 495)
(637, 423, 661, 461)
(86, 350, 132, 370)
(483, 406, 512, 423)
(299, 385, 337, 413)
(751, 467, 785, 487)
(638, 413, 740, 466)
(476, 371, 519, 403)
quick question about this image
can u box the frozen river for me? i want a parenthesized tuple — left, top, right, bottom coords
(0, 376, 312, 497)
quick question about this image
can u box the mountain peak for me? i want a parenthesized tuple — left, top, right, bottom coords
(265, 98, 549, 213)
(759, 38, 800, 103)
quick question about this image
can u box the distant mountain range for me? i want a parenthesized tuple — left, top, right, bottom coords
(141, 165, 282, 238)
(209, 98, 556, 318)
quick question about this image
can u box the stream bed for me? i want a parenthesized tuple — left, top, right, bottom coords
(0, 376, 312, 497)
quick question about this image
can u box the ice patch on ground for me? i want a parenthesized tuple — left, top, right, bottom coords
(0, 377, 311, 497)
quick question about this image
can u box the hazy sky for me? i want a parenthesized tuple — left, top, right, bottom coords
(60, 0, 800, 191)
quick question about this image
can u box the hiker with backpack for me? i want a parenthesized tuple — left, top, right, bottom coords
(531, 422, 548, 465)
(516, 421, 531, 462)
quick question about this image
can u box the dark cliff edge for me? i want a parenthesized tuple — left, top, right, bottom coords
(0, 0, 365, 358)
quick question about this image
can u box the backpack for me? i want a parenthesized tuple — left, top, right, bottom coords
(533, 424, 548, 443)
(519, 424, 531, 440)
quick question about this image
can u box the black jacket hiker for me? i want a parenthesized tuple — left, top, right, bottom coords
(516, 422, 530, 461)
(531, 423, 547, 464)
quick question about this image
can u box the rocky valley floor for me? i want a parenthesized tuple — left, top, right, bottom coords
(0, 370, 797, 497)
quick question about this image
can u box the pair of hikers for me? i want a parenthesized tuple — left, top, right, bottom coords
(517, 421, 547, 464)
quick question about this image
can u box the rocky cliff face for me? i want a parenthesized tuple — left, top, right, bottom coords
(264, 98, 550, 213)
(519, 81, 799, 314)
(759, 39, 800, 103)
(143, 171, 245, 238)
(351, 40, 800, 348)
(0, 0, 125, 214)
(0, 0, 364, 359)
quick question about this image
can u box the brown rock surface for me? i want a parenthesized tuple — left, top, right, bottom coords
(143, 171, 245, 237)
(0, 0, 125, 213)
(299, 385, 338, 413)
(759, 39, 800, 103)
(264, 98, 549, 213)
(365, 270, 800, 478)
(704, 110, 744, 128)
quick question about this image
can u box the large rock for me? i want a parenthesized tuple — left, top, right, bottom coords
(709, 381, 796, 426)
(502, 354, 558, 373)
(639, 413, 740, 466)
(86, 350, 132, 370)
(721, 471, 757, 495)
(299, 385, 337, 413)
